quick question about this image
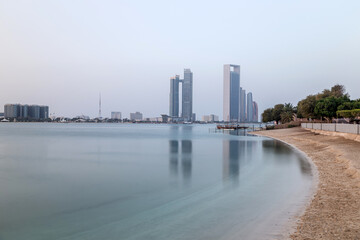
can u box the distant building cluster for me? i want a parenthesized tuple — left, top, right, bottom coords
(223, 64, 258, 123)
(169, 69, 193, 122)
(202, 114, 219, 123)
(4, 104, 49, 120)
(130, 111, 143, 121)
(111, 112, 122, 120)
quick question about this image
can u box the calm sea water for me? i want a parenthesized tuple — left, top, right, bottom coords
(0, 123, 313, 240)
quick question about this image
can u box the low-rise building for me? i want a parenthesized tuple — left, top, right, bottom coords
(111, 112, 122, 120)
(202, 114, 219, 123)
(130, 112, 143, 121)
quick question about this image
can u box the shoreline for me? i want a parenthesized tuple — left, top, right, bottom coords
(251, 131, 319, 239)
(253, 127, 360, 239)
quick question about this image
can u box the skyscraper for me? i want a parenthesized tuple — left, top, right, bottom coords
(39, 106, 49, 119)
(253, 101, 258, 122)
(20, 105, 29, 119)
(169, 75, 180, 118)
(182, 69, 193, 122)
(29, 105, 40, 120)
(223, 64, 240, 122)
(247, 92, 253, 122)
(4, 104, 20, 118)
(169, 69, 193, 121)
(239, 87, 246, 122)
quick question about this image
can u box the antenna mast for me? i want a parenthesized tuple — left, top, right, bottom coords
(99, 92, 102, 119)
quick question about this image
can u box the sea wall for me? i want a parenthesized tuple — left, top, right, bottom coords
(301, 123, 360, 142)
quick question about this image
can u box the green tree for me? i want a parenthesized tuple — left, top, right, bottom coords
(284, 103, 297, 113)
(317, 89, 331, 100)
(330, 84, 346, 98)
(272, 104, 285, 122)
(262, 108, 273, 122)
(314, 96, 349, 120)
(314, 97, 338, 120)
(297, 95, 317, 119)
(337, 100, 360, 111)
(280, 111, 294, 123)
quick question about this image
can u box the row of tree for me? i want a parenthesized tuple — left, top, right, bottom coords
(262, 103, 296, 123)
(262, 85, 360, 123)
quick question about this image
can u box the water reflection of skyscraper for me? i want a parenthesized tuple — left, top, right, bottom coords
(169, 140, 192, 183)
(222, 139, 257, 183)
(169, 140, 179, 177)
(261, 140, 312, 175)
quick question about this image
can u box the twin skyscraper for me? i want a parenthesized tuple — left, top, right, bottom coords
(223, 64, 258, 123)
(169, 69, 194, 122)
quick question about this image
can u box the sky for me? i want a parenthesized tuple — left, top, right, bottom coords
(1, 0, 360, 119)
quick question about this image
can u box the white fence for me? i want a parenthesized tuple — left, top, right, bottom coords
(301, 123, 360, 135)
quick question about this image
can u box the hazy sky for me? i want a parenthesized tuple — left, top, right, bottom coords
(1, 0, 360, 119)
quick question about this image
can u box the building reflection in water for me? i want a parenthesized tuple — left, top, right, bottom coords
(222, 139, 257, 184)
(169, 140, 192, 183)
(261, 140, 312, 175)
(181, 140, 192, 180)
(169, 140, 179, 177)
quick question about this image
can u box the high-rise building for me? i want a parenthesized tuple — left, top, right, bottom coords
(253, 101, 258, 122)
(4, 104, 20, 118)
(40, 106, 49, 119)
(29, 105, 40, 120)
(247, 92, 253, 122)
(192, 113, 196, 122)
(111, 112, 122, 120)
(4, 104, 48, 120)
(182, 69, 193, 121)
(239, 87, 246, 123)
(223, 64, 240, 122)
(169, 75, 180, 118)
(20, 105, 29, 119)
(169, 69, 193, 121)
(130, 112, 143, 121)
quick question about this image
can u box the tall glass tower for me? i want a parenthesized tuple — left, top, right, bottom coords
(239, 87, 247, 122)
(247, 92, 253, 122)
(169, 75, 180, 118)
(223, 64, 240, 122)
(182, 69, 193, 122)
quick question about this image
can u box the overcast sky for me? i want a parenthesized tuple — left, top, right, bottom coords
(1, 0, 360, 119)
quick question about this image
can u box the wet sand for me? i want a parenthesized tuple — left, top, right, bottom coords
(253, 127, 360, 239)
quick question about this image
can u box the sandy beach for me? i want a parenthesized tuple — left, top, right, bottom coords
(253, 127, 360, 239)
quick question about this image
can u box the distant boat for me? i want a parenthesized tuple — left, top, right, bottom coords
(216, 124, 248, 130)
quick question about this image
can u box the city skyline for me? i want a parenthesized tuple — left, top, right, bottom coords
(1, 1, 360, 119)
